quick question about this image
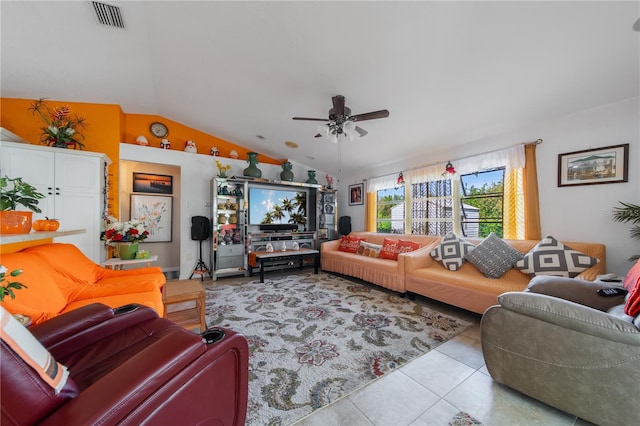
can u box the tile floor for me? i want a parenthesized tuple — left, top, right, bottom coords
(290, 299, 593, 426)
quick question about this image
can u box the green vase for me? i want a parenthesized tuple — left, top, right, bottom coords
(280, 161, 294, 181)
(243, 152, 262, 178)
(306, 170, 318, 184)
(117, 242, 139, 260)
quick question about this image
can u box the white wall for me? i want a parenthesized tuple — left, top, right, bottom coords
(120, 144, 324, 279)
(338, 97, 639, 276)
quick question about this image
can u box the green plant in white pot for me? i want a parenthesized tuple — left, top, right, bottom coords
(0, 175, 45, 234)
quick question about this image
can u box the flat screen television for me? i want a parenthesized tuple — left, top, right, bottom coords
(248, 186, 307, 227)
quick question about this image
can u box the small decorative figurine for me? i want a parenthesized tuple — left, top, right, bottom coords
(210, 146, 219, 156)
(229, 150, 239, 159)
(184, 140, 197, 153)
(292, 242, 300, 251)
(160, 138, 171, 149)
(135, 135, 149, 146)
(280, 242, 287, 251)
(266, 243, 274, 253)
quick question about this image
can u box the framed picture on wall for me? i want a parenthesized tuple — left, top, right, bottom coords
(349, 183, 364, 206)
(130, 195, 172, 242)
(133, 172, 173, 194)
(558, 144, 629, 187)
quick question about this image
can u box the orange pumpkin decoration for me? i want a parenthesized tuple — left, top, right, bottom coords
(33, 217, 60, 232)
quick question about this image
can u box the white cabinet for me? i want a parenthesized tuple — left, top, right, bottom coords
(0, 141, 111, 263)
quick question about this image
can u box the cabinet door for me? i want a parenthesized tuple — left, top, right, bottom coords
(0, 146, 56, 218)
(55, 153, 101, 193)
(56, 191, 102, 262)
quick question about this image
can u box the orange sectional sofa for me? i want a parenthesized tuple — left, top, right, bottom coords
(321, 232, 606, 315)
(1, 243, 165, 325)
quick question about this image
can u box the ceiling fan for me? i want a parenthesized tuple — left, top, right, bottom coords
(293, 95, 389, 142)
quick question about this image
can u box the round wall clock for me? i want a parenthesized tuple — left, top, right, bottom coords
(149, 122, 169, 138)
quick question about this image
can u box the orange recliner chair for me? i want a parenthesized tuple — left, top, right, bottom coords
(1, 303, 249, 425)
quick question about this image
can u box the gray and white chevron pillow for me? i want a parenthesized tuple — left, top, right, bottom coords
(431, 232, 475, 271)
(515, 235, 598, 278)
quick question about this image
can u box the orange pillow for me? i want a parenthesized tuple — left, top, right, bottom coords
(398, 239, 421, 254)
(338, 235, 363, 253)
(379, 238, 401, 260)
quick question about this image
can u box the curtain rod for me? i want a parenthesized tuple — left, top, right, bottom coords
(365, 139, 543, 181)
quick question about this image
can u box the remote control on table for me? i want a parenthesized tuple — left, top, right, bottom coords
(596, 288, 628, 297)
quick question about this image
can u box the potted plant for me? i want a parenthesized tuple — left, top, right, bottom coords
(28, 98, 87, 149)
(0, 175, 45, 234)
(612, 201, 640, 261)
(0, 265, 26, 302)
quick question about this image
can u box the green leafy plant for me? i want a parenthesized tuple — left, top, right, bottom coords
(28, 98, 87, 149)
(0, 176, 45, 212)
(0, 266, 27, 302)
(612, 201, 640, 262)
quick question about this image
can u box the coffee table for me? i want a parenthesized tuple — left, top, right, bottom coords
(163, 280, 207, 332)
(248, 249, 319, 283)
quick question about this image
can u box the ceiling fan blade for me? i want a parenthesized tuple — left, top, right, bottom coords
(292, 117, 330, 122)
(355, 126, 368, 137)
(350, 109, 390, 122)
(332, 95, 345, 117)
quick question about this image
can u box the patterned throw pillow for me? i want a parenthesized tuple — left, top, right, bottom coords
(430, 232, 476, 271)
(357, 241, 383, 258)
(338, 236, 363, 253)
(0, 306, 73, 395)
(398, 239, 421, 254)
(465, 233, 524, 278)
(379, 238, 401, 260)
(515, 235, 599, 278)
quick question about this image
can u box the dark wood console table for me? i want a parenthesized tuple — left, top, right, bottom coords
(248, 248, 319, 283)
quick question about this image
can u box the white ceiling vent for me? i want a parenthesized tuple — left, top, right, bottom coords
(91, 1, 125, 29)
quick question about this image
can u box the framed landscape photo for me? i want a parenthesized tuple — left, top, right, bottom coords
(130, 195, 172, 242)
(558, 144, 629, 187)
(133, 172, 173, 194)
(349, 183, 364, 206)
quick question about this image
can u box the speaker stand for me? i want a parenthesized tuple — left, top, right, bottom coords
(189, 239, 211, 281)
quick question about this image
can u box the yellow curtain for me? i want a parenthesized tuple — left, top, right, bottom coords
(365, 191, 376, 231)
(523, 143, 541, 240)
(503, 168, 524, 239)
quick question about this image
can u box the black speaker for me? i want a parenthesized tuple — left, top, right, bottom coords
(338, 216, 351, 236)
(191, 216, 210, 241)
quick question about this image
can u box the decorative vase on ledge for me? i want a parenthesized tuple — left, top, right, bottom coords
(117, 242, 138, 260)
(243, 152, 262, 178)
(306, 170, 318, 184)
(280, 161, 294, 181)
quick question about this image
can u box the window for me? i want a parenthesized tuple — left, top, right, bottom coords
(410, 180, 454, 235)
(374, 169, 506, 238)
(460, 168, 505, 238)
(376, 187, 405, 233)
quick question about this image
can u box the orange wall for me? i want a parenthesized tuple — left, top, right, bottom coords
(1, 97, 285, 225)
(123, 114, 282, 165)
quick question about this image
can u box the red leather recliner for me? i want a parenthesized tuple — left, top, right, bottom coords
(1, 303, 249, 425)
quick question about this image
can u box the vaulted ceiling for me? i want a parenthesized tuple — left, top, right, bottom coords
(2, 1, 638, 175)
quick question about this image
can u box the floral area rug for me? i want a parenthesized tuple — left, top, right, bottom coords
(205, 272, 472, 426)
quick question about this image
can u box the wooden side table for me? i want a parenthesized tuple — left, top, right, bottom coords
(163, 280, 207, 333)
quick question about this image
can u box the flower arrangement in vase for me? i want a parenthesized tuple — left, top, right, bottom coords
(216, 159, 232, 178)
(28, 98, 87, 149)
(102, 216, 150, 260)
(102, 216, 150, 244)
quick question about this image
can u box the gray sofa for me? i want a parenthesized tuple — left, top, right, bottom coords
(481, 277, 640, 426)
